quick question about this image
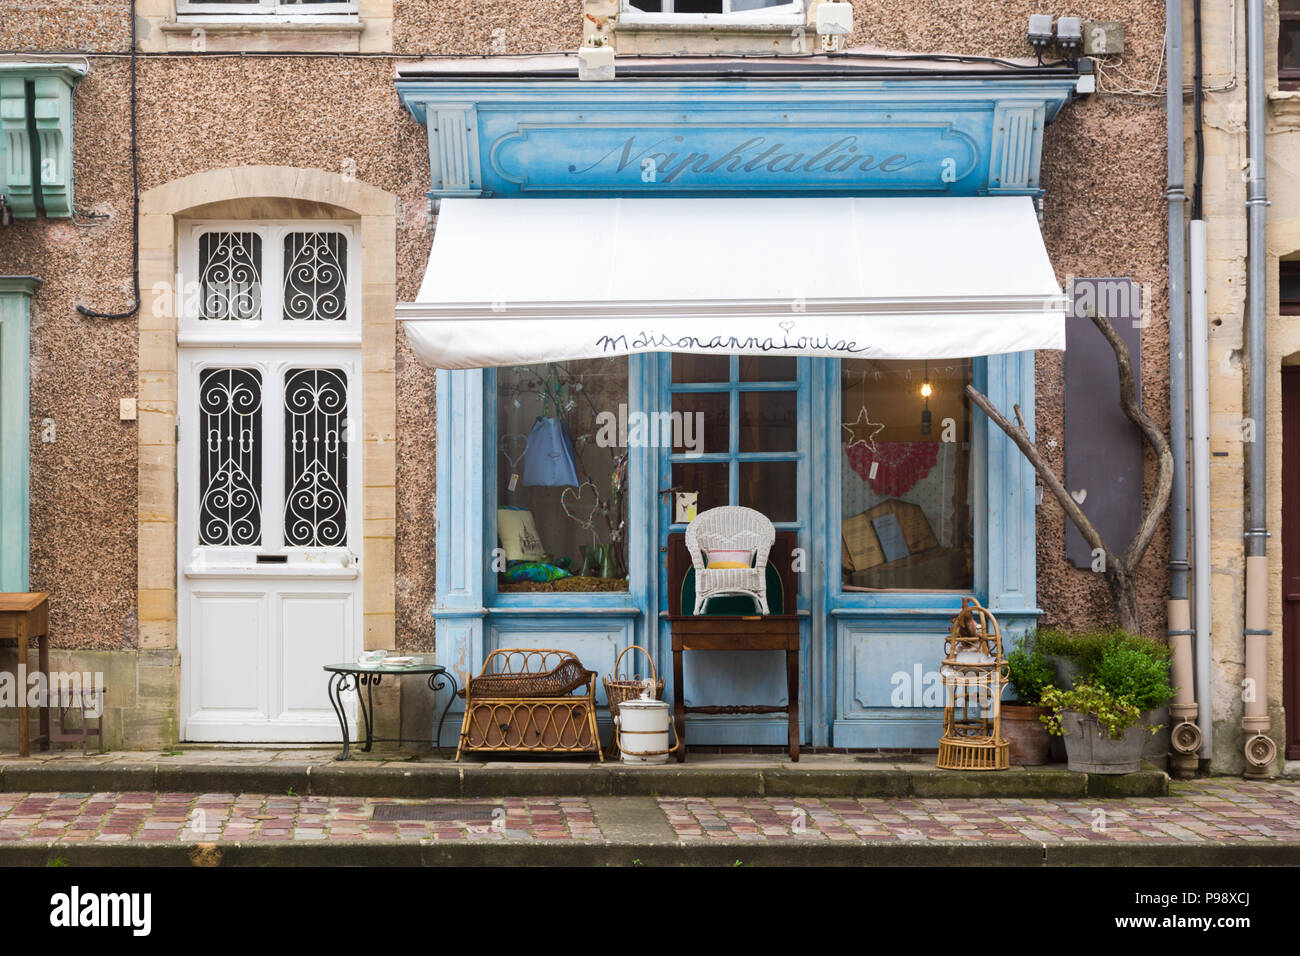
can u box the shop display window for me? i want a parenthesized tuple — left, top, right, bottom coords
(495, 359, 630, 593)
(839, 358, 974, 591)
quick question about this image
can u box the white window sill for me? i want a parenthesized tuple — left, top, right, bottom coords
(165, 16, 362, 30)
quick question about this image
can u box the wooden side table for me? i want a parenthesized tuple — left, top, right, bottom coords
(0, 592, 50, 757)
(667, 613, 800, 762)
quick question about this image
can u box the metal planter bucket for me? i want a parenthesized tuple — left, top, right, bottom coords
(615, 698, 677, 764)
(1059, 711, 1149, 774)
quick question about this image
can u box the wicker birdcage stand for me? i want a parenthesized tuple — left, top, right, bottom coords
(936, 597, 1010, 771)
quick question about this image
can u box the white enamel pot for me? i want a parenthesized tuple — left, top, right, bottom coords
(615, 698, 678, 764)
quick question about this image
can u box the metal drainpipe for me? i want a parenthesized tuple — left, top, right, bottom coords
(1189, 218, 1212, 762)
(1166, 0, 1200, 777)
(1243, 0, 1277, 776)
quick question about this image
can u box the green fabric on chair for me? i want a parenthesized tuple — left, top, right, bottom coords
(680, 562, 784, 615)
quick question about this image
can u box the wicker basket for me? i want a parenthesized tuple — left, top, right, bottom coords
(465, 658, 593, 698)
(603, 644, 663, 722)
(937, 735, 1011, 771)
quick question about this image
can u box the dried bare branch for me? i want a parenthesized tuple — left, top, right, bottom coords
(965, 311, 1174, 635)
(1085, 312, 1174, 568)
(963, 385, 1110, 561)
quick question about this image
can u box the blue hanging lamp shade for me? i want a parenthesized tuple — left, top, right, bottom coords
(521, 417, 581, 487)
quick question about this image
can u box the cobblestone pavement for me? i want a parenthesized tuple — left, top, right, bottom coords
(658, 779, 1300, 843)
(0, 779, 1295, 846)
(0, 793, 600, 844)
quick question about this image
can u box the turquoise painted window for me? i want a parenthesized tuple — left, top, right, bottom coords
(838, 358, 974, 592)
(0, 277, 38, 592)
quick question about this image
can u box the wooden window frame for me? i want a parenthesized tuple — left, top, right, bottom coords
(1283, 261, 1300, 316)
(1282, 5, 1300, 89)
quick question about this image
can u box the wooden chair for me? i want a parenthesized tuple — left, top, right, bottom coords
(685, 506, 775, 615)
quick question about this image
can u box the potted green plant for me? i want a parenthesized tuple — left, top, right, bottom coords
(1039, 635, 1174, 774)
(1002, 635, 1055, 765)
(1034, 627, 1119, 688)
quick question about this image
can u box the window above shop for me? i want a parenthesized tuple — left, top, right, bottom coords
(1283, 0, 1300, 89)
(154, 0, 381, 52)
(619, 0, 804, 25)
(176, 0, 358, 20)
(1283, 261, 1300, 315)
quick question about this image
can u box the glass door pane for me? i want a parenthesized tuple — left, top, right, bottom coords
(738, 390, 797, 452)
(739, 460, 797, 522)
(198, 367, 263, 546)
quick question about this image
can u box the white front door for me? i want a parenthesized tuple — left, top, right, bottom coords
(177, 222, 362, 742)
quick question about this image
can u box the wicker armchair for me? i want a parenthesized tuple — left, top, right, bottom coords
(685, 506, 775, 615)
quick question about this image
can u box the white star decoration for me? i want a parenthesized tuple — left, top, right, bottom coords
(842, 406, 885, 452)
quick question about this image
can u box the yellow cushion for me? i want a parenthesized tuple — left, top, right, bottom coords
(706, 560, 751, 570)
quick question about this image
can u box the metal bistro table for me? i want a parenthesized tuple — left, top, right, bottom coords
(323, 661, 458, 761)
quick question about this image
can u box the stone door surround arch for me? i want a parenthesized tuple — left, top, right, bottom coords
(138, 166, 398, 665)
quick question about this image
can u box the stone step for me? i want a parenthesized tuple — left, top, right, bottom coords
(0, 753, 1169, 799)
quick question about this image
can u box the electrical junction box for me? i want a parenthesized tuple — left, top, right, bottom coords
(1082, 20, 1124, 56)
(578, 43, 615, 81)
(815, 1, 853, 37)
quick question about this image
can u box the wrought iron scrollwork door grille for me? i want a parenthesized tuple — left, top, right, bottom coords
(183, 222, 357, 338)
(283, 232, 348, 323)
(283, 367, 349, 548)
(198, 367, 263, 547)
(193, 362, 354, 554)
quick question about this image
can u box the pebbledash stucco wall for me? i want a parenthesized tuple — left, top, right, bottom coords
(0, 0, 1178, 751)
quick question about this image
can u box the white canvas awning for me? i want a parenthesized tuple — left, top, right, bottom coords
(398, 196, 1066, 370)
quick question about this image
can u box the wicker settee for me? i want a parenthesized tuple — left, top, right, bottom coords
(456, 648, 603, 761)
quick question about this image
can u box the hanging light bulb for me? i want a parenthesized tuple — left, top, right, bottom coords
(920, 361, 932, 435)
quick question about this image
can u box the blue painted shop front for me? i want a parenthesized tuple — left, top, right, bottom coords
(397, 68, 1081, 749)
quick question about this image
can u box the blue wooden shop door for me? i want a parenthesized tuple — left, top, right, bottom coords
(655, 353, 811, 746)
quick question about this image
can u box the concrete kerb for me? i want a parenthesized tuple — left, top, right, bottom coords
(3, 839, 1296, 868)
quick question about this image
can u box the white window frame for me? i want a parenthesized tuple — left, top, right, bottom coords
(176, 0, 358, 22)
(618, 0, 804, 26)
(179, 220, 361, 348)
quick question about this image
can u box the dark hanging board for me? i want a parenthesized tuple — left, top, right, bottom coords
(1064, 278, 1144, 569)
